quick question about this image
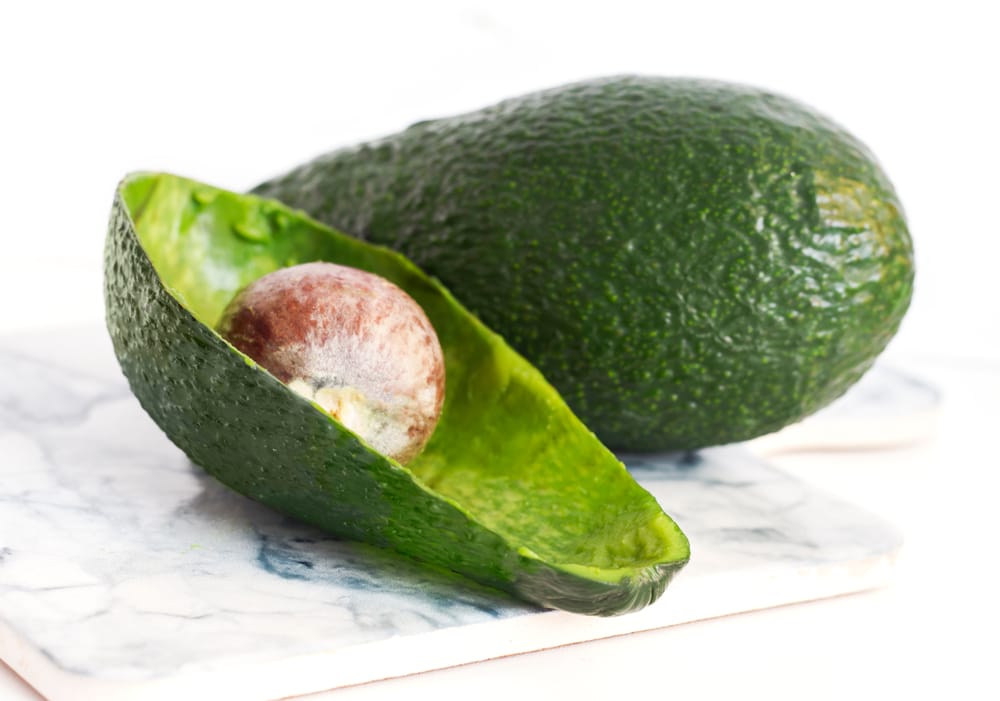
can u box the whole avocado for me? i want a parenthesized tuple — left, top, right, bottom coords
(254, 76, 914, 452)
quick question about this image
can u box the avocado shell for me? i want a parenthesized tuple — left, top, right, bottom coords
(103, 172, 690, 616)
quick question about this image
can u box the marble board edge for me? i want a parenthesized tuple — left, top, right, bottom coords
(1, 548, 900, 701)
(0, 327, 907, 700)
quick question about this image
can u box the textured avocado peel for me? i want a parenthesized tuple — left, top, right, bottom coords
(103, 172, 689, 616)
(254, 75, 915, 453)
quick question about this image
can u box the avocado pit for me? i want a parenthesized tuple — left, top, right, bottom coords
(216, 261, 445, 464)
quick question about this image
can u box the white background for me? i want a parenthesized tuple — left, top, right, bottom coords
(1, 0, 998, 362)
(2, 1, 998, 699)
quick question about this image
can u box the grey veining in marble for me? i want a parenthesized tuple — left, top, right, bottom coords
(0, 329, 905, 699)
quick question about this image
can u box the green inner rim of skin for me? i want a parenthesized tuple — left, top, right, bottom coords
(122, 172, 687, 574)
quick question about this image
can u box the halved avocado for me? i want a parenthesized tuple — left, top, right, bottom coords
(103, 172, 689, 616)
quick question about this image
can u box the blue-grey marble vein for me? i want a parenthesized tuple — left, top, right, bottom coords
(0, 329, 904, 685)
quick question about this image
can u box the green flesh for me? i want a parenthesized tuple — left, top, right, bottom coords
(255, 75, 915, 452)
(104, 172, 689, 615)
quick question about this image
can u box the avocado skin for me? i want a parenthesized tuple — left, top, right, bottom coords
(255, 76, 914, 452)
(103, 177, 688, 616)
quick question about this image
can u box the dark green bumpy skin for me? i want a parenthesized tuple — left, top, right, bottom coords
(255, 76, 915, 452)
(103, 173, 688, 616)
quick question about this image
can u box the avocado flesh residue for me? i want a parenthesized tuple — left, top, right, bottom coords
(104, 172, 689, 615)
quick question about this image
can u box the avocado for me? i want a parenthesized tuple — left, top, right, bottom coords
(103, 172, 689, 616)
(254, 76, 915, 452)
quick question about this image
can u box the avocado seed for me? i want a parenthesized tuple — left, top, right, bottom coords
(216, 262, 445, 464)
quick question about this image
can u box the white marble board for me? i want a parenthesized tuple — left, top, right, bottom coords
(0, 328, 913, 701)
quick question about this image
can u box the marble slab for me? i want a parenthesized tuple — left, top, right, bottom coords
(0, 328, 905, 701)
